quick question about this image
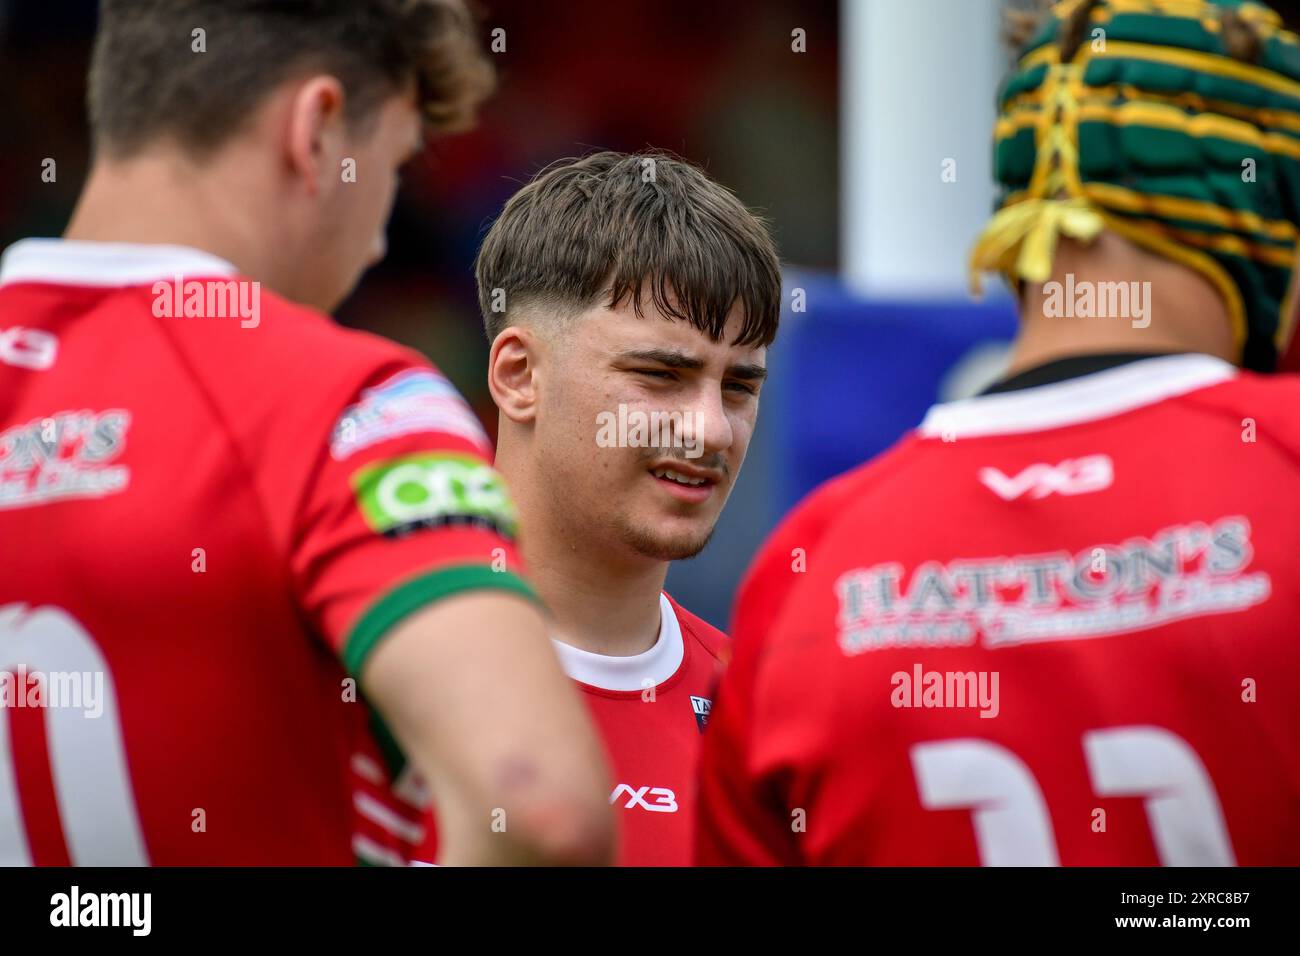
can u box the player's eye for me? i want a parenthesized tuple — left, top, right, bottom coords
(634, 369, 675, 381)
(725, 380, 758, 396)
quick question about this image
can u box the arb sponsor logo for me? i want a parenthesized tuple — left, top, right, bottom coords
(351, 452, 518, 538)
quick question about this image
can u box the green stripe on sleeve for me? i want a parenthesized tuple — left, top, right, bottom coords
(342, 564, 540, 678)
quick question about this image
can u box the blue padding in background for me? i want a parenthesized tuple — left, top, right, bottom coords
(773, 271, 1019, 508)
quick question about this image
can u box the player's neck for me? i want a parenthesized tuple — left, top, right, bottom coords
(505, 472, 667, 658)
(63, 151, 276, 286)
(1004, 234, 1237, 377)
(528, 546, 668, 659)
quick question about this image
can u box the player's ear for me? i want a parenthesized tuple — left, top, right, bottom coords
(284, 75, 347, 198)
(488, 326, 540, 424)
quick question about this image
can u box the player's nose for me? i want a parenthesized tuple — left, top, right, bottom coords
(691, 388, 735, 458)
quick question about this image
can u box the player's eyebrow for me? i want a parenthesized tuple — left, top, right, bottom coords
(728, 363, 768, 382)
(616, 348, 705, 370)
(616, 348, 768, 382)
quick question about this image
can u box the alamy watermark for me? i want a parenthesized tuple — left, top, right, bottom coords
(1, 667, 104, 718)
(890, 664, 999, 719)
(151, 277, 260, 329)
(50, 886, 150, 936)
(596, 404, 703, 458)
(1042, 273, 1150, 328)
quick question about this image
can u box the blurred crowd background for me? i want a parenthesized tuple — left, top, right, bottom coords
(0, 0, 839, 387)
(0, 0, 1023, 626)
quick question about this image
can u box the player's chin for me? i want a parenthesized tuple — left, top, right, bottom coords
(622, 514, 716, 561)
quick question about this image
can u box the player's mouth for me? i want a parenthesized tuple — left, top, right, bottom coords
(647, 461, 722, 504)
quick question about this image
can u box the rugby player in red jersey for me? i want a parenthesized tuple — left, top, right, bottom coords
(411, 152, 782, 865)
(0, 0, 612, 866)
(696, 0, 1300, 866)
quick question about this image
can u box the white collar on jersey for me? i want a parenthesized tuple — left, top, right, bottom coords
(550, 593, 684, 692)
(0, 238, 239, 288)
(918, 353, 1237, 439)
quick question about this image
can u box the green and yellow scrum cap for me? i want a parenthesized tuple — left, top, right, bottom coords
(971, 0, 1300, 370)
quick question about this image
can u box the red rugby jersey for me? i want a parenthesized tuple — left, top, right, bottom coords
(697, 354, 1300, 866)
(0, 239, 529, 865)
(413, 593, 726, 866)
(558, 594, 727, 866)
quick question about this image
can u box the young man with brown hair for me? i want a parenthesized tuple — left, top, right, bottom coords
(697, 0, 1300, 866)
(413, 151, 782, 865)
(0, 0, 612, 866)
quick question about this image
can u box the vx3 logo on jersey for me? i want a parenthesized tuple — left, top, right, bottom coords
(979, 454, 1113, 501)
(610, 784, 678, 813)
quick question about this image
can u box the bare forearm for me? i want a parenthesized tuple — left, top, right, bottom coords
(362, 590, 614, 865)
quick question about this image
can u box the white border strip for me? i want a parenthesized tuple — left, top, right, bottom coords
(0, 239, 238, 288)
(551, 593, 684, 692)
(919, 354, 1236, 439)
